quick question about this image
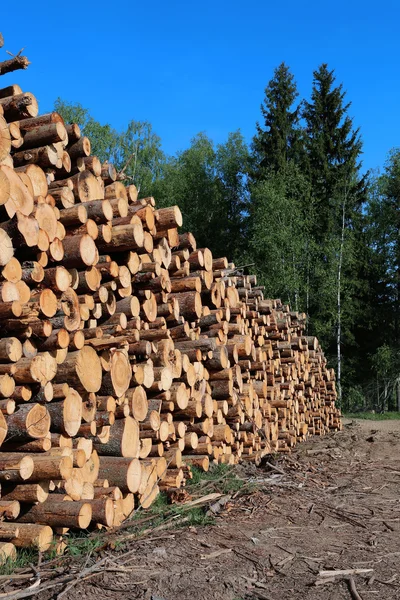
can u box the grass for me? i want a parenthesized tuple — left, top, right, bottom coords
(345, 411, 400, 420)
(188, 463, 255, 494)
(0, 548, 38, 576)
(120, 464, 251, 537)
(62, 531, 106, 557)
(125, 489, 215, 532)
(0, 463, 256, 576)
(0, 532, 107, 576)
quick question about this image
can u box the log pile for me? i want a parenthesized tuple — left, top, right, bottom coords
(0, 74, 341, 557)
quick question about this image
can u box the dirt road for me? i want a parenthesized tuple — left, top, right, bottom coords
(342, 416, 400, 433)
(12, 419, 400, 600)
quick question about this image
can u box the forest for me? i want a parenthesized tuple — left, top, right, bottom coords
(54, 63, 400, 414)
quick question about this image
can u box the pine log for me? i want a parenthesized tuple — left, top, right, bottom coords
(6, 404, 50, 440)
(9, 524, 52, 552)
(45, 389, 82, 436)
(54, 347, 102, 393)
(2, 481, 49, 503)
(12, 353, 57, 385)
(0, 542, 16, 565)
(93, 416, 139, 458)
(0, 93, 38, 120)
(98, 457, 142, 493)
(0, 455, 33, 482)
(18, 500, 92, 529)
(29, 455, 73, 481)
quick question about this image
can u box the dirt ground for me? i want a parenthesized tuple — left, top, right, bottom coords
(6, 419, 400, 600)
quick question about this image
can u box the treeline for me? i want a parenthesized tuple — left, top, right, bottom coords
(54, 63, 400, 413)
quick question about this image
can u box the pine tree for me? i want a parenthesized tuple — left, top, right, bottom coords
(252, 62, 301, 178)
(215, 132, 250, 259)
(302, 64, 366, 242)
(302, 64, 368, 404)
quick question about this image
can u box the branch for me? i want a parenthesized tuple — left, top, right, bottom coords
(117, 149, 136, 180)
(0, 33, 4, 48)
(0, 51, 30, 76)
(347, 576, 363, 600)
(232, 262, 255, 272)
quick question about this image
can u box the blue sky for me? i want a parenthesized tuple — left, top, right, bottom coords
(1, 1, 398, 173)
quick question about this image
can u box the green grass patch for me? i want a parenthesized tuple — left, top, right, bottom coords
(188, 463, 257, 495)
(0, 531, 108, 576)
(124, 490, 214, 533)
(175, 506, 215, 527)
(0, 547, 38, 576)
(62, 531, 105, 557)
(345, 412, 400, 420)
(188, 462, 233, 485)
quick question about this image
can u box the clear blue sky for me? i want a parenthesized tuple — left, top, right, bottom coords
(1, 0, 398, 173)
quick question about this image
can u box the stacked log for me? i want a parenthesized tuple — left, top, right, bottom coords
(0, 78, 341, 553)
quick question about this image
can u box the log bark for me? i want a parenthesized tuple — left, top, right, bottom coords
(2, 481, 49, 503)
(18, 500, 92, 529)
(0, 455, 33, 481)
(93, 416, 139, 458)
(45, 389, 82, 436)
(0, 93, 38, 120)
(0, 55, 30, 76)
(98, 457, 142, 493)
(11, 523, 53, 551)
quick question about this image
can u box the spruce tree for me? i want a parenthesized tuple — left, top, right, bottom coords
(252, 62, 301, 178)
(302, 64, 368, 404)
(302, 64, 366, 242)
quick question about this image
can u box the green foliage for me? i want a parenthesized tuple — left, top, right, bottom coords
(188, 464, 253, 495)
(371, 345, 397, 379)
(252, 62, 302, 176)
(125, 490, 215, 533)
(345, 385, 367, 412)
(54, 98, 165, 196)
(356, 150, 400, 410)
(64, 532, 104, 557)
(0, 548, 38, 576)
(145, 491, 170, 513)
(301, 64, 367, 348)
(345, 412, 400, 420)
(120, 120, 165, 196)
(248, 61, 375, 410)
(54, 98, 120, 164)
(154, 131, 250, 260)
(249, 163, 310, 311)
(177, 507, 215, 527)
(302, 64, 366, 239)
(187, 462, 233, 485)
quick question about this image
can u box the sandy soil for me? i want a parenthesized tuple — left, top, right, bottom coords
(342, 416, 400, 433)
(4, 420, 400, 600)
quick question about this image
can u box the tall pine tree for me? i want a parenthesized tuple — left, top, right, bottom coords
(252, 62, 301, 177)
(302, 64, 368, 403)
(302, 64, 366, 242)
(249, 63, 311, 314)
